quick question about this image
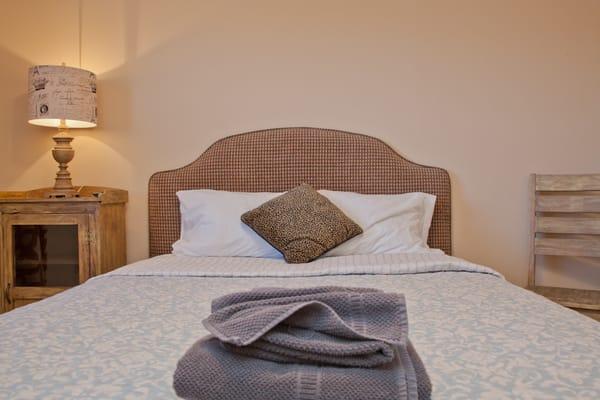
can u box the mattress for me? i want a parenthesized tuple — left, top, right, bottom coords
(0, 253, 598, 399)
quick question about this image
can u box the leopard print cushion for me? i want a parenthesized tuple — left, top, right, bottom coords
(241, 184, 363, 263)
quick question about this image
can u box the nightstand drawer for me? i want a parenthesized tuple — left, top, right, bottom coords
(8, 286, 67, 308)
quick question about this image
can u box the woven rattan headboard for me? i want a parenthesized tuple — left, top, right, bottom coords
(148, 127, 451, 256)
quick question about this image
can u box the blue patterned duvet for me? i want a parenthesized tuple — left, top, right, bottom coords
(0, 253, 598, 399)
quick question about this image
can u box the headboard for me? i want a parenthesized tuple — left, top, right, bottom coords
(148, 127, 451, 256)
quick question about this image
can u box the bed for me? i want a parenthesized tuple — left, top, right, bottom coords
(0, 127, 598, 399)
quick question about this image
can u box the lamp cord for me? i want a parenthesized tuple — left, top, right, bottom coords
(78, 0, 82, 68)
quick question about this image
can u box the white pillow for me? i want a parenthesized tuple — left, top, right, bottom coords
(172, 188, 438, 258)
(319, 190, 438, 256)
(172, 190, 282, 258)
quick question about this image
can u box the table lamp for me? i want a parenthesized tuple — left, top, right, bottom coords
(27, 64, 97, 198)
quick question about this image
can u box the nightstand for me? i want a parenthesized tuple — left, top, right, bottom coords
(0, 186, 127, 312)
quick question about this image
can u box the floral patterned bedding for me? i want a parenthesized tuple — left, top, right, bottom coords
(0, 253, 598, 399)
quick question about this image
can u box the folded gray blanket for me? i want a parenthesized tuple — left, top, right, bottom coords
(174, 286, 431, 400)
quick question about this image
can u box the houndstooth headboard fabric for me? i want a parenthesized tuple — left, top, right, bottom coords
(148, 127, 451, 256)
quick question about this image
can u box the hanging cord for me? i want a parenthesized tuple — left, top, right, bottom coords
(78, 0, 83, 68)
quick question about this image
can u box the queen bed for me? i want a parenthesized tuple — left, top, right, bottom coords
(0, 128, 598, 399)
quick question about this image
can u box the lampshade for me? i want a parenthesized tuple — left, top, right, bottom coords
(28, 65, 97, 128)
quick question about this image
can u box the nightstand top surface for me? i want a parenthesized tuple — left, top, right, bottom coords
(0, 186, 128, 204)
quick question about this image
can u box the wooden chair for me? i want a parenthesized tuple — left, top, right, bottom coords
(529, 174, 600, 316)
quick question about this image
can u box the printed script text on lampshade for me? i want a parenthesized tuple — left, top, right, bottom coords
(27, 65, 97, 129)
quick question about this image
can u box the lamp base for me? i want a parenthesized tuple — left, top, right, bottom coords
(51, 128, 76, 195)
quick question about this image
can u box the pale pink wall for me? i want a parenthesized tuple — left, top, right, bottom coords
(1, 0, 599, 288)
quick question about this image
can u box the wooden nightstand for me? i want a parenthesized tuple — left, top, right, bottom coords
(0, 186, 127, 312)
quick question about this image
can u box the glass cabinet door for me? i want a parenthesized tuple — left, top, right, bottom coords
(2, 214, 90, 310)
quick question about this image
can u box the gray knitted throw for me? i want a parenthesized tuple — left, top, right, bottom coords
(174, 287, 431, 400)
